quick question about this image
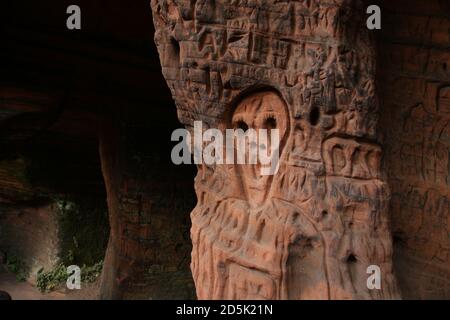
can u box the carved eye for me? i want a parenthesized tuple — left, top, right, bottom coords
(235, 120, 248, 131)
(264, 117, 277, 130)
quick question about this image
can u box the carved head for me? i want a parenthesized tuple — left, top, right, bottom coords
(230, 91, 289, 206)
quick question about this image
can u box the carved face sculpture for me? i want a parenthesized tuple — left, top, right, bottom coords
(231, 91, 288, 206)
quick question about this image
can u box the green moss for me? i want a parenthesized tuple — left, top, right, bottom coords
(34, 196, 109, 293)
(36, 261, 103, 293)
(36, 263, 67, 292)
(80, 261, 103, 283)
(53, 196, 109, 266)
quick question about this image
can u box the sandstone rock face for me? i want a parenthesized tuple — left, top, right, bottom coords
(0, 204, 60, 284)
(151, 0, 400, 299)
(98, 117, 196, 299)
(378, 0, 450, 299)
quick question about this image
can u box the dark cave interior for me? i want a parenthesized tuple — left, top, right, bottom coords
(0, 0, 197, 299)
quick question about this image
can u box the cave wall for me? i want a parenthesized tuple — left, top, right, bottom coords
(0, 196, 108, 284)
(0, 203, 60, 283)
(0, 86, 110, 285)
(99, 113, 196, 300)
(378, 0, 450, 299)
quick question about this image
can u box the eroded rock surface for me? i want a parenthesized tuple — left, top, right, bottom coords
(378, 0, 450, 299)
(151, 0, 400, 299)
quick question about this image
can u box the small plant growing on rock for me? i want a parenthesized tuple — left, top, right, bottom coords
(36, 263, 67, 292)
(36, 260, 103, 293)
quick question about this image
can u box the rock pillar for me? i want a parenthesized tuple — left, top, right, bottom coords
(150, 0, 400, 299)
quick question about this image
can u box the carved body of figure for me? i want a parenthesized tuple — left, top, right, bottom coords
(191, 197, 329, 299)
(191, 91, 329, 299)
(190, 90, 399, 300)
